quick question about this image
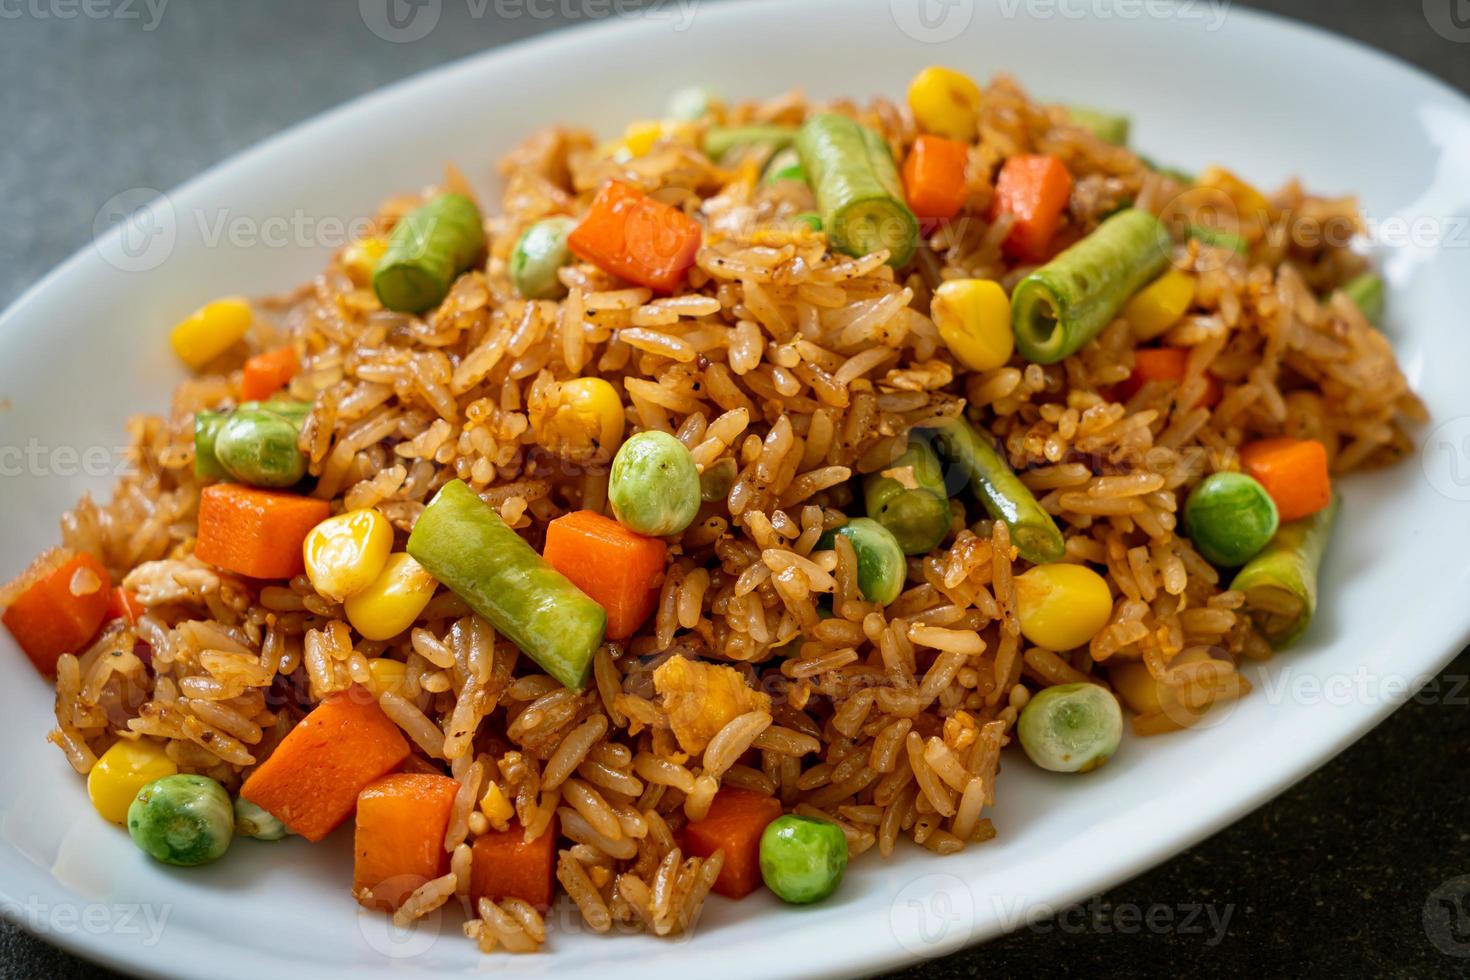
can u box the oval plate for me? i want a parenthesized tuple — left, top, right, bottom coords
(3, 1, 1469, 976)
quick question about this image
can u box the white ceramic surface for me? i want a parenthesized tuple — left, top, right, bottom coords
(3, 1, 1469, 977)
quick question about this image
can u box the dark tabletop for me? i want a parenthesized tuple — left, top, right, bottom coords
(3, 1, 1468, 977)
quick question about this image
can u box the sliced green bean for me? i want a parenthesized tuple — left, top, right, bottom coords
(1065, 106, 1129, 146)
(1341, 272, 1384, 324)
(762, 147, 806, 185)
(373, 193, 486, 314)
(1188, 223, 1248, 255)
(407, 479, 606, 689)
(1011, 209, 1173, 364)
(863, 440, 951, 555)
(1230, 493, 1338, 647)
(703, 124, 797, 161)
(818, 518, 907, 605)
(795, 113, 918, 267)
(510, 216, 575, 300)
(924, 417, 1066, 565)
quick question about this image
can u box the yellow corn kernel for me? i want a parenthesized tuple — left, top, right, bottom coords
(931, 279, 1014, 371)
(1124, 268, 1196, 340)
(1014, 563, 1114, 651)
(622, 119, 664, 157)
(479, 781, 514, 831)
(303, 508, 394, 603)
(364, 657, 407, 698)
(535, 377, 626, 462)
(341, 236, 388, 285)
(86, 738, 177, 825)
(169, 297, 252, 370)
(1107, 649, 1211, 716)
(1198, 166, 1270, 218)
(610, 120, 697, 161)
(345, 552, 439, 641)
(907, 66, 982, 141)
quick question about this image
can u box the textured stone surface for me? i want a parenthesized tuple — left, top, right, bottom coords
(3, 2, 1468, 976)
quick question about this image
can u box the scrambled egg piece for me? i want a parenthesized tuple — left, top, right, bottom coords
(652, 656, 772, 755)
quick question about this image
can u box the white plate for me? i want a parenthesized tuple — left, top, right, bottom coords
(3, 1, 1469, 976)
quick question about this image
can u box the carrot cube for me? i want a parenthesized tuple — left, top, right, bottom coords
(542, 510, 667, 640)
(469, 820, 558, 911)
(241, 686, 410, 841)
(353, 773, 460, 911)
(684, 787, 784, 899)
(194, 484, 330, 580)
(1, 550, 111, 675)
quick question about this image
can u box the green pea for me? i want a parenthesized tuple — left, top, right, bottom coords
(762, 147, 807, 186)
(214, 409, 307, 488)
(699, 456, 738, 503)
(863, 441, 951, 555)
(233, 798, 291, 841)
(1183, 472, 1279, 567)
(759, 814, 848, 904)
(193, 410, 230, 480)
(510, 216, 575, 300)
(239, 398, 312, 427)
(609, 431, 701, 536)
(1016, 682, 1122, 774)
(818, 517, 907, 605)
(128, 774, 234, 866)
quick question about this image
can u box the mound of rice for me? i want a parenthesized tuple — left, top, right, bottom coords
(36, 74, 1421, 950)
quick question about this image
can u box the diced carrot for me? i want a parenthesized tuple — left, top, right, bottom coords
(684, 787, 784, 899)
(1239, 437, 1332, 523)
(240, 345, 300, 401)
(902, 135, 970, 222)
(105, 587, 144, 625)
(195, 484, 330, 580)
(567, 180, 702, 294)
(1113, 348, 1222, 407)
(990, 154, 1073, 262)
(240, 685, 410, 841)
(469, 820, 557, 911)
(353, 772, 460, 911)
(1, 550, 111, 675)
(541, 510, 666, 640)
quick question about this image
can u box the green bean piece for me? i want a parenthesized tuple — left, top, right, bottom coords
(795, 113, 919, 267)
(407, 480, 606, 690)
(924, 417, 1066, 565)
(1187, 223, 1248, 255)
(373, 193, 486, 314)
(1065, 106, 1130, 146)
(762, 146, 807, 185)
(702, 124, 797, 161)
(759, 814, 849, 904)
(214, 409, 307, 488)
(818, 518, 907, 605)
(194, 411, 230, 480)
(1138, 155, 1194, 185)
(234, 797, 291, 841)
(699, 456, 738, 503)
(1011, 209, 1173, 364)
(1016, 682, 1123, 773)
(1341, 272, 1384, 324)
(1183, 472, 1279, 567)
(863, 441, 951, 555)
(1230, 494, 1338, 647)
(667, 85, 720, 121)
(609, 431, 702, 536)
(510, 216, 575, 300)
(128, 774, 234, 866)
